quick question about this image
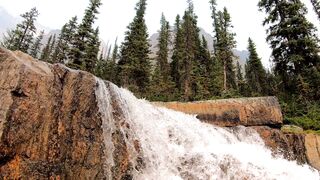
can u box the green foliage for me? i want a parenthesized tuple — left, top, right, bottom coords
(40, 35, 53, 62)
(69, 0, 102, 73)
(118, 0, 151, 97)
(282, 99, 320, 131)
(149, 14, 176, 101)
(29, 30, 44, 59)
(236, 61, 246, 96)
(258, 0, 320, 100)
(52, 16, 78, 63)
(1, 7, 39, 53)
(83, 28, 100, 72)
(245, 38, 267, 96)
(311, 0, 320, 20)
(214, 7, 237, 92)
(171, 15, 184, 92)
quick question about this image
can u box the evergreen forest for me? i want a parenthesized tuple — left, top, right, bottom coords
(1, 0, 320, 132)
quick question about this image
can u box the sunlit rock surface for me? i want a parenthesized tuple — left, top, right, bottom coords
(153, 97, 283, 127)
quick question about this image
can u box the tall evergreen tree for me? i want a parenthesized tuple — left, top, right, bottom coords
(40, 35, 53, 62)
(209, 0, 218, 51)
(156, 13, 171, 78)
(245, 38, 267, 96)
(48, 34, 56, 62)
(83, 27, 100, 73)
(149, 13, 175, 101)
(215, 7, 237, 92)
(69, 0, 102, 72)
(107, 38, 119, 83)
(52, 16, 78, 63)
(209, 0, 224, 96)
(29, 30, 44, 59)
(1, 7, 39, 53)
(179, 1, 202, 101)
(106, 45, 112, 60)
(194, 35, 211, 100)
(236, 61, 246, 96)
(311, 0, 320, 20)
(112, 38, 119, 62)
(258, 0, 320, 100)
(171, 15, 184, 93)
(118, 0, 151, 96)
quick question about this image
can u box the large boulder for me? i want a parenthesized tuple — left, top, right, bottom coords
(154, 97, 283, 127)
(0, 48, 141, 179)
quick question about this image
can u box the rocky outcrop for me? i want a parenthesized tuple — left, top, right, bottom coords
(0, 48, 140, 179)
(250, 126, 308, 164)
(154, 97, 283, 127)
(305, 134, 320, 170)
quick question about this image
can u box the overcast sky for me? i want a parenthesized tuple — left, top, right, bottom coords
(1, 0, 319, 68)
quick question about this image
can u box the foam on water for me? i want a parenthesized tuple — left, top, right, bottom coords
(95, 79, 319, 180)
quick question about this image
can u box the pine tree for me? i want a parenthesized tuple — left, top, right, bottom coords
(112, 38, 119, 62)
(209, 0, 218, 51)
(245, 38, 267, 96)
(171, 15, 184, 93)
(69, 0, 102, 71)
(108, 39, 119, 83)
(209, 0, 224, 96)
(236, 61, 246, 96)
(194, 35, 211, 100)
(48, 34, 56, 62)
(311, 0, 320, 20)
(83, 27, 100, 73)
(106, 45, 112, 61)
(179, 1, 202, 101)
(149, 13, 175, 101)
(1, 7, 39, 53)
(259, 0, 320, 100)
(94, 48, 106, 78)
(156, 13, 171, 78)
(52, 16, 78, 63)
(215, 7, 237, 92)
(29, 30, 44, 59)
(40, 35, 53, 62)
(118, 0, 151, 96)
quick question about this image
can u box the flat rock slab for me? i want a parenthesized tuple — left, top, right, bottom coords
(154, 97, 283, 127)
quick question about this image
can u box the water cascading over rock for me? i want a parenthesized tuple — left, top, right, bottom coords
(0, 48, 319, 179)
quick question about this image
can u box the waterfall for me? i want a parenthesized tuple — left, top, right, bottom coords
(95, 79, 319, 180)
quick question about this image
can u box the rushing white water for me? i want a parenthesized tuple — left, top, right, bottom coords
(95, 79, 320, 180)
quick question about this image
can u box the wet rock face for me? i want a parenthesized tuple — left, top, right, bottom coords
(305, 134, 320, 170)
(0, 48, 136, 179)
(250, 126, 308, 164)
(154, 97, 283, 127)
